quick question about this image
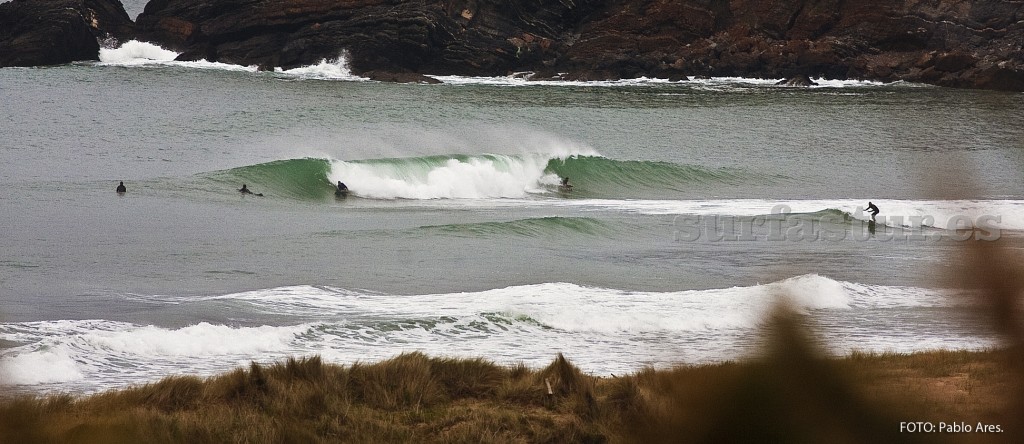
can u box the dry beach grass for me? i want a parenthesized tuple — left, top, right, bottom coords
(0, 342, 1019, 443)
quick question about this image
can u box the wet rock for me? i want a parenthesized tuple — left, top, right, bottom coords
(104, 0, 1024, 91)
(362, 70, 443, 84)
(0, 0, 134, 67)
(776, 74, 818, 87)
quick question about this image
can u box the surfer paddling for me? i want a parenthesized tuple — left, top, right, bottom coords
(239, 184, 264, 197)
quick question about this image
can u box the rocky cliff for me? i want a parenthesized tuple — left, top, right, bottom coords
(131, 0, 1024, 90)
(3, 0, 1023, 91)
(0, 0, 134, 67)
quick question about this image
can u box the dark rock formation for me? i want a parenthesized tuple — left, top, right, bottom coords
(0, 0, 135, 67)
(6, 0, 1024, 91)
(131, 0, 1024, 91)
(133, 0, 602, 74)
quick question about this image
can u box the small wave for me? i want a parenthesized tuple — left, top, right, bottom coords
(530, 199, 1024, 231)
(417, 216, 612, 238)
(159, 274, 951, 330)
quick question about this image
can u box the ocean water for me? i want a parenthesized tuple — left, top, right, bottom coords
(1, 42, 1023, 394)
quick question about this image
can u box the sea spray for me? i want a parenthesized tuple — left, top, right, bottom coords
(98, 40, 178, 64)
(328, 154, 558, 199)
(275, 56, 365, 81)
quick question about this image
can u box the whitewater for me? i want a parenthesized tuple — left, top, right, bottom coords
(0, 275, 994, 393)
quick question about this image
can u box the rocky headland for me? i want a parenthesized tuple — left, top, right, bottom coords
(2, 0, 1023, 90)
(0, 0, 134, 67)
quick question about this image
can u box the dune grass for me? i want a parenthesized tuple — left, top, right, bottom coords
(2, 336, 1019, 443)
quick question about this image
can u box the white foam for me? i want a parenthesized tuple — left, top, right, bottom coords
(329, 153, 580, 199)
(178, 275, 905, 333)
(82, 322, 304, 356)
(1, 276, 984, 393)
(0, 347, 84, 385)
(275, 56, 367, 81)
(417, 198, 1024, 232)
(473, 275, 852, 333)
(98, 40, 179, 63)
(97, 40, 259, 72)
(432, 75, 893, 89)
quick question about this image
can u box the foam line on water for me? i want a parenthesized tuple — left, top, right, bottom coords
(96, 41, 367, 80)
(409, 198, 1024, 231)
(431, 75, 890, 88)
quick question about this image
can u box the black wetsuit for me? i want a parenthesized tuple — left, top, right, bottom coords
(866, 202, 880, 221)
(116, 181, 126, 193)
(239, 185, 253, 194)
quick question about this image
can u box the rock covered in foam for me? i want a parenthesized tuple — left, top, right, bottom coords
(0, 0, 135, 67)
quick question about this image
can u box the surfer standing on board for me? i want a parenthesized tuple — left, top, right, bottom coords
(560, 176, 572, 191)
(865, 201, 880, 222)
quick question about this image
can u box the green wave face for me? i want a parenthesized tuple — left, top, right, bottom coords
(193, 154, 765, 201)
(207, 158, 333, 199)
(543, 156, 751, 197)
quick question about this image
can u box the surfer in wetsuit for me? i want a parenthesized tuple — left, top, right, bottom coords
(560, 176, 572, 190)
(335, 180, 349, 197)
(865, 201, 879, 222)
(116, 181, 126, 194)
(239, 184, 263, 196)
